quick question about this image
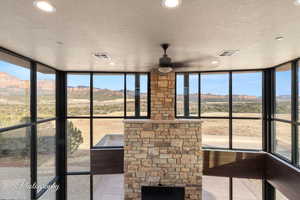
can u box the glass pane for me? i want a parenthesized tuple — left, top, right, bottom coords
(68, 175, 90, 200)
(39, 186, 57, 200)
(232, 119, 262, 150)
(126, 74, 135, 116)
(189, 73, 199, 116)
(276, 189, 289, 200)
(232, 72, 262, 118)
(0, 127, 30, 199)
(67, 119, 90, 172)
(274, 121, 291, 160)
(0, 59, 30, 128)
(93, 74, 124, 117)
(233, 178, 262, 200)
(67, 74, 90, 116)
(275, 64, 292, 121)
(176, 74, 184, 116)
(201, 73, 229, 117)
(93, 174, 124, 200)
(93, 119, 124, 147)
(37, 121, 56, 190)
(140, 74, 148, 116)
(37, 64, 56, 120)
(202, 119, 229, 148)
(202, 176, 229, 200)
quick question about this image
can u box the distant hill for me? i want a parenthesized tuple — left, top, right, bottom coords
(0, 72, 54, 90)
(0, 72, 290, 102)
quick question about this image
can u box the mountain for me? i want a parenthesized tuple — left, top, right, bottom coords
(0, 72, 54, 90)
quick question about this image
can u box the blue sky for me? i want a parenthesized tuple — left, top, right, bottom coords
(0, 61, 292, 96)
(67, 74, 148, 91)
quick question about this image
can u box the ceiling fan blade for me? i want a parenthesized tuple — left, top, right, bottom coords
(172, 62, 190, 68)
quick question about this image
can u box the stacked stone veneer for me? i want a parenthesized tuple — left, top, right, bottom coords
(124, 71, 202, 200)
(150, 71, 175, 120)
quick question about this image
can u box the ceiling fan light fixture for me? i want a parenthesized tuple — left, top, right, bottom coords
(158, 67, 173, 73)
(162, 0, 181, 8)
(294, 0, 300, 5)
(275, 36, 284, 41)
(33, 1, 56, 13)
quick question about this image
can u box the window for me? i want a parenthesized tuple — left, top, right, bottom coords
(0, 127, 31, 199)
(232, 119, 262, 149)
(125, 73, 149, 117)
(68, 175, 90, 200)
(93, 174, 124, 199)
(37, 64, 56, 120)
(67, 74, 90, 117)
(202, 176, 230, 200)
(66, 72, 149, 199)
(93, 119, 124, 147)
(232, 178, 262, 200)
(189, 73, 199, 116)
(93, 74, 124, 117)
(273, 64, 293, 161)
(0, 53, 30, 128)
(232, 72, 262, 150)
(232, 72, 262, 118)
(274, 121, 292, 160)
(203, 176, 263, 200)
(202, 119, 229, 148)
(175, 73, 199, 117)
(67, 119, 90, 172)
(201, 73, 229, 117)
(176, 74, 184, 116)
(37, 121, 56, 190)
(140, 74, 148, 116)
(126, 74, 135, 116)
(275, 64, 292, 121)
(177, 71, 262, 150)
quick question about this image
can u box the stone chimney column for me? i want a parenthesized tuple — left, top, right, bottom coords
(150, 71, 175, 120)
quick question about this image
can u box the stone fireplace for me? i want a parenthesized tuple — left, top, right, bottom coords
(124, 71, 202, 200)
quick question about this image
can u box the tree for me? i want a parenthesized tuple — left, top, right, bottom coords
(67, 121, 84, 154)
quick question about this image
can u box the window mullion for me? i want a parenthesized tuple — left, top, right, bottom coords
(30, 61, 37, 200)
(292, 61, 299, 165)
(229, 72, 233, 149)
(184, 73, 189, 117)
(135, 73, 140, 117)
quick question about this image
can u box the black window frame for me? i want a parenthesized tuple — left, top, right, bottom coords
(2, 45, 300, 200)
(0, 47, 59, 200)
(271, 61, 299, 166)
(65, 71, 150, 200)
(175, 70, 264, 151)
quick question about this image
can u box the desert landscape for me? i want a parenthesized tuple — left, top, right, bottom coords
(0, 71, 294, 199)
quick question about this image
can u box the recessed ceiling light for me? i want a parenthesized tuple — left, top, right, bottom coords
(211, 60, 219, 65)
(275, 36, 284, 41)
(33, 1, 56, 13)
(109, 62, 115, 66)
(294, 0, 300, 5)
(162, 0, 181, 8)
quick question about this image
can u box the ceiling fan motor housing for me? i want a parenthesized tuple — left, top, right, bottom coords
(159, 55, 172, 67)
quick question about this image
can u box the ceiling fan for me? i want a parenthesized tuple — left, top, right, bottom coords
(157, 43, 179, 73)
(156, 43, 220, 73)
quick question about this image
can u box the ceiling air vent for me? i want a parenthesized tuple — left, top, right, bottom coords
(93, 53, 111, 60)
(219, 50, 239, 57)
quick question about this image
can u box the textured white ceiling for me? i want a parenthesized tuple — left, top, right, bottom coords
(1, 0, 300, 71)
